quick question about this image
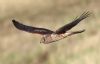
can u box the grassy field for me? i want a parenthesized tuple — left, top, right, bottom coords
(0, 0, 100, 64)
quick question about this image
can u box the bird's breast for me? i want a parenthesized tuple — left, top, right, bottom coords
(50, 33, 70, 41)
(42, 33, 70, 44)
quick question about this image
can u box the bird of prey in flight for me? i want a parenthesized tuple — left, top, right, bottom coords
(12, 11, 91, 44)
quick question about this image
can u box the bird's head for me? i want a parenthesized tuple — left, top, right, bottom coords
(40, 35, 53, 44)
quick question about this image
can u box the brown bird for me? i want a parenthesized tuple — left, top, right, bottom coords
(12, 11, 91, 44)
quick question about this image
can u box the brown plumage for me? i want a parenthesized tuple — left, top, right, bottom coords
(12, 11, 91, 44)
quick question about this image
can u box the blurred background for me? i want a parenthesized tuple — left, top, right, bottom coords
(0, 0, 100, 64)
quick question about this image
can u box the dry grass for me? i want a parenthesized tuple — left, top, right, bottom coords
(0, 0, 100, 64)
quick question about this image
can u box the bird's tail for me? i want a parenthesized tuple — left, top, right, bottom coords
(68, 29, 85, 36)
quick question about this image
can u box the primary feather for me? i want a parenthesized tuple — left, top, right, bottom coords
(55, 11, 91, 34)
(12, 20, 54, 34)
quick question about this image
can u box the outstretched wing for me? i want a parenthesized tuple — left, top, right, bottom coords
(55, 11, 91, 34)
(12, 20, 54, 35)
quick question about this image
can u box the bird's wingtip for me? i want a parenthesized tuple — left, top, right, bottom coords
(12, 19, 16, 22)
(12, 19, 19, 25)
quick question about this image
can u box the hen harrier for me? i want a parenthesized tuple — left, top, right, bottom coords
(12, 11, 90, 44)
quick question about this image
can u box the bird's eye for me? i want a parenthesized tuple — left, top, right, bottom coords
(40, 37, 45, 43)
(43, 38, 45, 42)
